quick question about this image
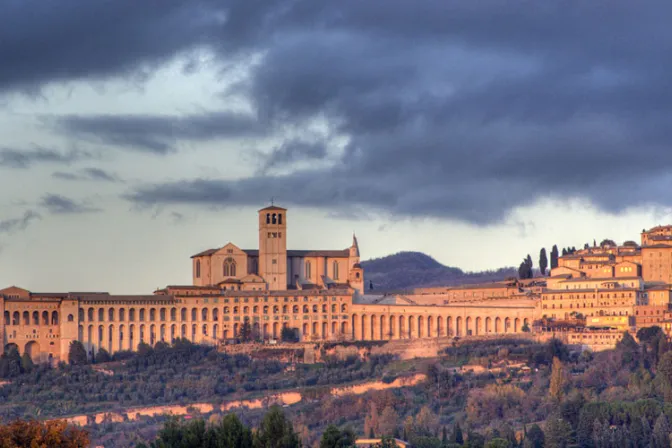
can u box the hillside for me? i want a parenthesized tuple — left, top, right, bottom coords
(360, 251, 517, 291)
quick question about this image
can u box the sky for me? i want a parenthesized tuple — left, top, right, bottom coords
(3, 1, 672, 293)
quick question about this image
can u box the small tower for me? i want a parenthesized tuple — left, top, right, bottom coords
(258, 205, 287, 291)
(348, 233, 364, 295)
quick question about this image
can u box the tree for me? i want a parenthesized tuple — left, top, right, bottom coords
(137, 342, 153, 357)
(539, 248, 548, 276)
(321, 425, 356, 448)
(254, 405, 300, 448)
(600, 239, 616, 247)
(68, 341, 88, 366)
(658, 352, 672, 387)
(524, 424, 545, 448)
(451, 423, 464, 445)
(240, 319, 253, 342)
(549, 357, 565, 404)
(95, 348, 111, 363)
(212, 413, 253, 448)
(518, 255, 534, 280)
(376, 436, 397, 448)
(551, 245, 559, 269)
(0, 419, 89, 447)
(280, 327, 299, 343)
(522, 322, 531, 332)
(544, 414, 573, 448)
(485, 439, 511, 448)
(20, 352, 34, 372)
(652, 414, 671, 448)
(0, 347, 23, 378)
(378, 406, 399, 437)
(561, 248, 567, 256)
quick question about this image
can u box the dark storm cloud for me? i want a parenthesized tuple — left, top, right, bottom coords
(0, 211, 41, 234)
(40, 194, 102, 214)
(52, 168, 121, 182)
(0, 147, 90, 169)
(8, 1, 672, 222)
(54, 111, 265, 154)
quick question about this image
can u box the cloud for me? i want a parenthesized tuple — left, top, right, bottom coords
(40, 194, 102, 214)
(0, 210, 41, 234)
(0, 147, 90, 169)
(53, 111, 266, 154)
(9, 1, 672, 223)
(52, 167, 121, 182)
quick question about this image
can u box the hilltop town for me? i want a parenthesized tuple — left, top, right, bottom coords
(1, 205, 670, 363)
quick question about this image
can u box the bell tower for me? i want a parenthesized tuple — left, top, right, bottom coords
(258, 205, 287, 291)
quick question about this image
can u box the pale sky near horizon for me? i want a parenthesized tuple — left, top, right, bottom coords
(3, 1, 672, 294)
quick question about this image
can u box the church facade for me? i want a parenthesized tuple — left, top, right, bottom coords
(0, 206, 537, 363)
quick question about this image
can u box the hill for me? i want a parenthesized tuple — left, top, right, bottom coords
(360, 251, 517, 291)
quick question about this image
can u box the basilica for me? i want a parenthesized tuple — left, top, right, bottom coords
(0, 205, 537, 363)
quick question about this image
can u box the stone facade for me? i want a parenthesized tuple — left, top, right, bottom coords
(0, 205, 539, 363)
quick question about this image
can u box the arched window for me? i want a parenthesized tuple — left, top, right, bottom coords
(313, 305, 318, 313)
(266, 213, 270, 224)
(272, 213, 277, 224)
(195, 260, 201, 278)
(333, 261, 339, 280)
(305, 261, 312, 279)
(68, 314, 74, 322)
(278, 214, 283, 225)
(223, 258, 237, 277)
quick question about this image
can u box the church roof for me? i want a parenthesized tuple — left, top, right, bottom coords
(258, 205, 287, 212)
(191, 248, 350, 258)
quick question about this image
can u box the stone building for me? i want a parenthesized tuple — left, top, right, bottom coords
(0, 205, 537, 363)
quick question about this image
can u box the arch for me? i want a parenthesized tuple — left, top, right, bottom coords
(98, 308, 105, 322)
(341, 304, 347, 313)
(3, 311, 9, 326)
(263, 323, 269, 339)
(213, 324, 219, 341)
(303, 305, 309, 313)
(495, 317, 502, 334)
(312, 322, 319, 339)
(333, 261, 339, 280)
(389, 315, 396, 339)
(446, 316, 453, 336)
(119, 308, 126, 322)
(149, 308, 156, 321)
(514, 318, 520, 333)
(150, 324, 156, 345)
(475, 317, 482, 336)
(87, 325, 93, 351)
(409, 315, 416, 339)
(293, 305, 299, 313)
(263, 306, 269, 315)
(24, 341, 40, 362)
(417, 316, 424, 338)
(22, 311, 29, 325)
(180, 308, 186, 321)
(253, 306, 259, 314)
(159, 308, 166, 322)
(32, 311, 39, 325)
(129, 324, 135, 350)
(341, 321, 348, 338)
(78, 325, 84, 343)
(361, 314, 368, 340)
(98, 325, 104, 350)
(108, 325, 114, 352)
(181, 324, 187, 339)
(399, 315, 406, 339)
(191, 308, 197, 321)
(283, 305, 288, 314)
(108, 308, 115, 322)
(88, 308, 94, 322)
(12, 311, 18, 325)
(79, 308, 85, 322)
(455, 316, 462, 337)
(213, 308, 219, 321)
(51, 311, 58, 325)
(466, 316, 472, 336)
(139, 324, 145, 344)
(273, 305, 279, 314)
(380, 315, 387, 340)
(370, 314, 377, 340)
(119, 324, 125, 350)
(192, 324, 197, 341)
(322, 322, 328, 339)
(428, 316, 434, 337)
(305, 261, 312, 279)
(505, 317, 511, 333)
(437, 316, 444, 337)
(273, 322, 279, 339)
(272, 213, 277, 224)
(68, 314, 74, 322)
(202, 308, 209, 321)
(223, 258, 237, 277)
(160, 324, 166, 342)
(302, 323, 309, 338)
(485, 317, 492, 333)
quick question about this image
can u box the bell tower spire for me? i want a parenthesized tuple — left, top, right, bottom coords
(258, 205, 287, 291)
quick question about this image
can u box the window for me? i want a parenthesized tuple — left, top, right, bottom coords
(223, 258, 236, 277)
(333, 261, 339, 280)
(305, 261, 312, 279)
(195, 260, 201, 278)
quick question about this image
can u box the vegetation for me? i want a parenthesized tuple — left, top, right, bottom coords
(538, 248, 548, 276)
(0, 419, 89, 447)
(518, 255, 533, 280)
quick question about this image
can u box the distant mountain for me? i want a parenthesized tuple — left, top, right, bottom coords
(360, 251, 517, 291)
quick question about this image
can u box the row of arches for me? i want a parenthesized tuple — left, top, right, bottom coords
(351, 314, 529, 340)
(4, 310, 59, 326)
(77, 304, 349, 324)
